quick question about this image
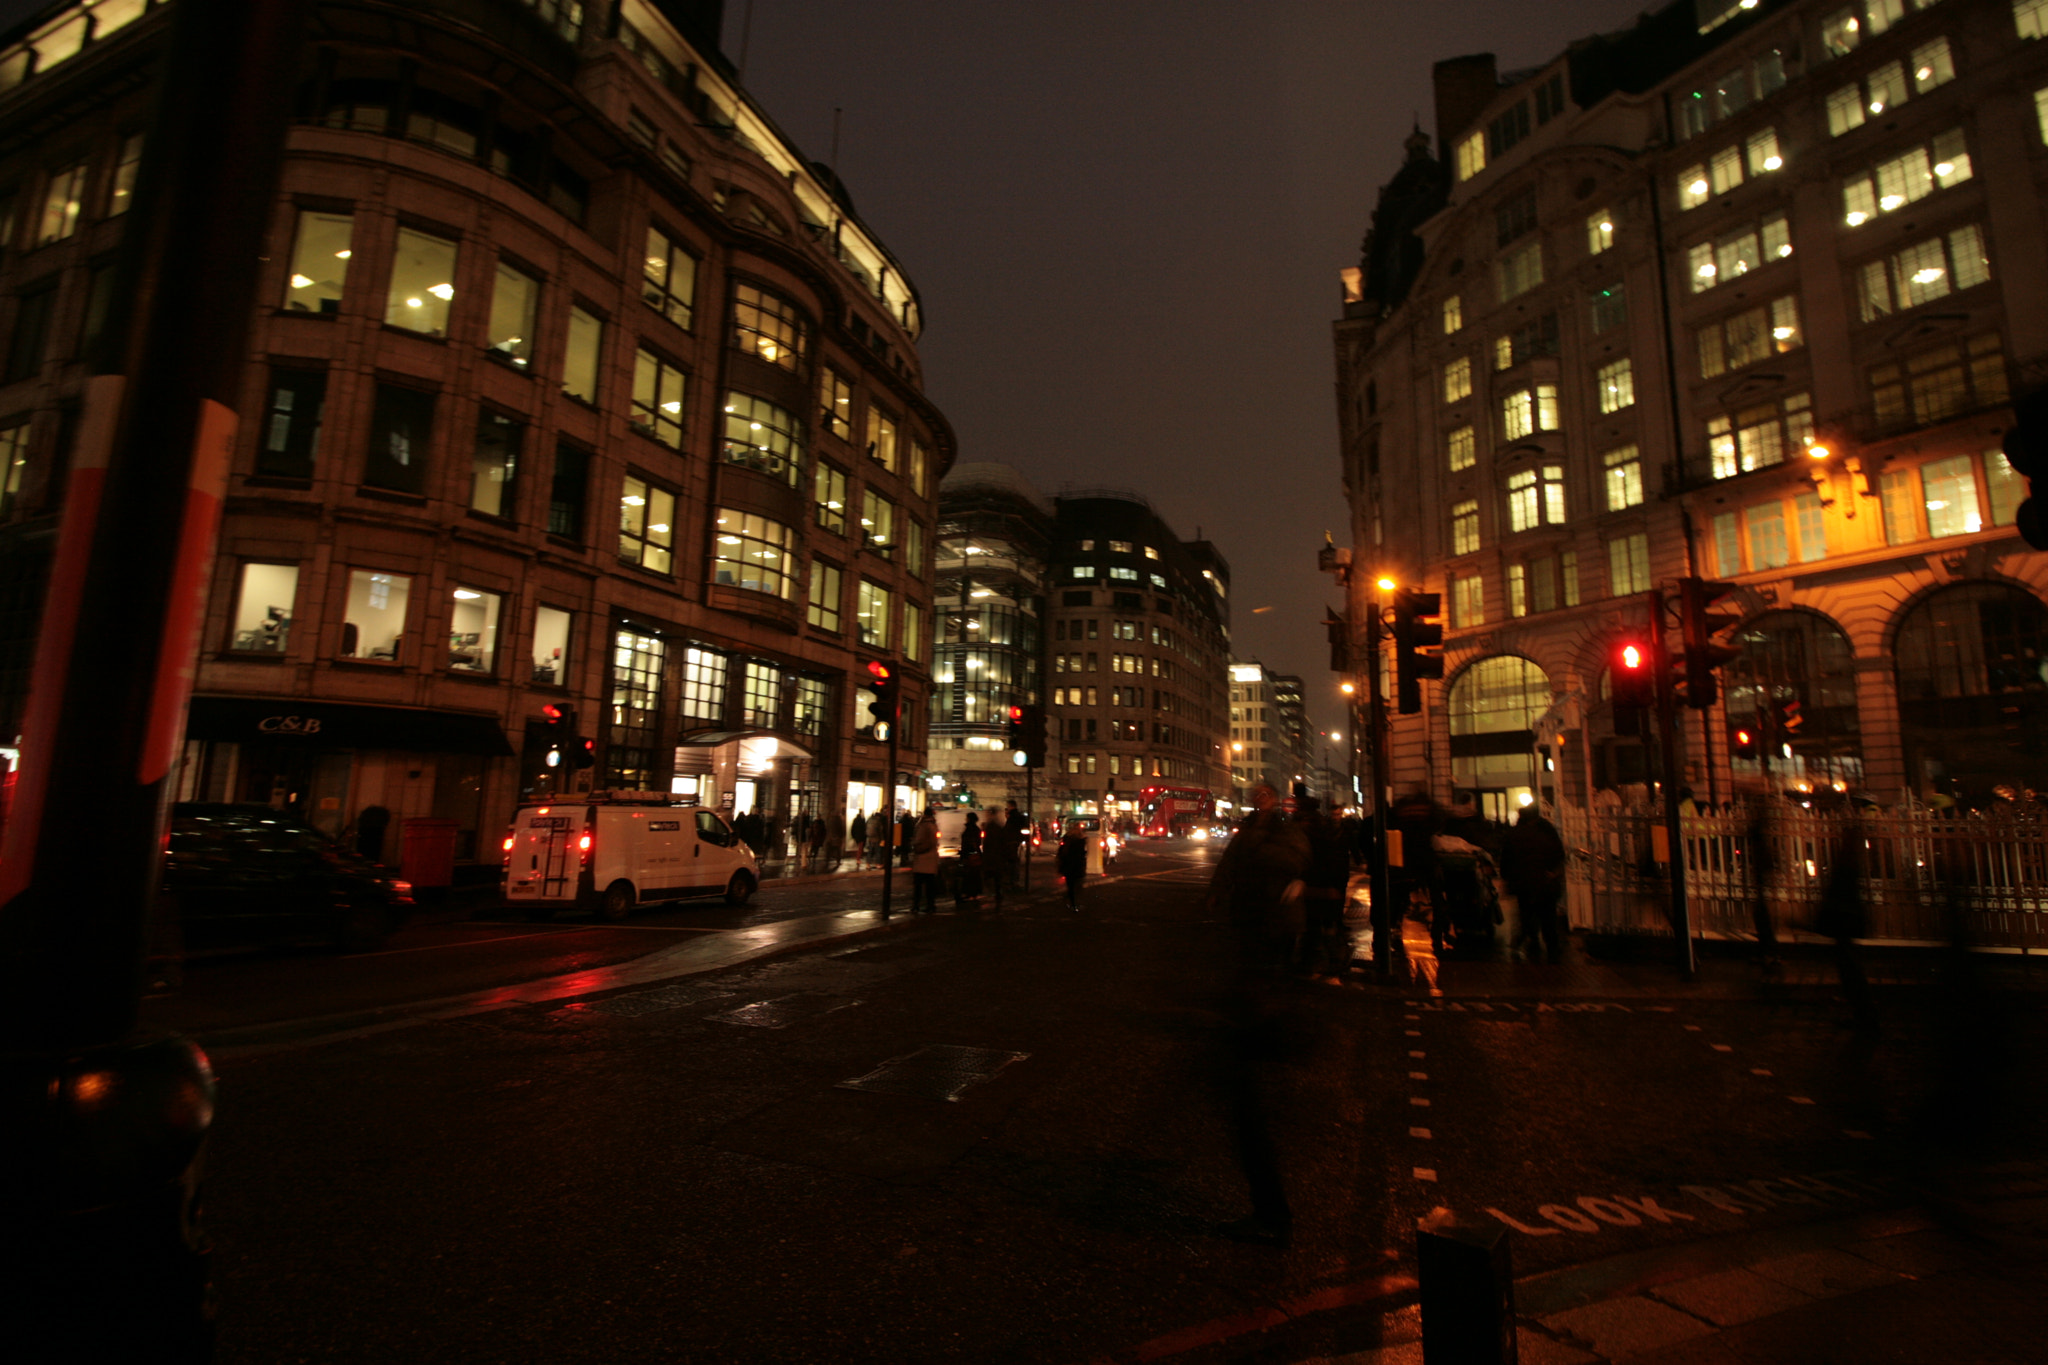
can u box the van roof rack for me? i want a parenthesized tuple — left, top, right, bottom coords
(515, 790, 695, 807)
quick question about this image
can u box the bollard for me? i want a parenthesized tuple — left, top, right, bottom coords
(1417, 1214, 1517, 1364)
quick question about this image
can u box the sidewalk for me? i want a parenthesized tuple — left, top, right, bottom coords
(1308, 1161, 2048, 1363)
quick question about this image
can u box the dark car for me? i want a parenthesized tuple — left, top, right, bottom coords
(158, 804, 414, 956)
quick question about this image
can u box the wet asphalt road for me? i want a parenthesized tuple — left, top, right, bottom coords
(154, 843, 2048, 1363)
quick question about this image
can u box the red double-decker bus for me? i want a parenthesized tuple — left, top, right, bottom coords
(1138, 785, 1216, 838)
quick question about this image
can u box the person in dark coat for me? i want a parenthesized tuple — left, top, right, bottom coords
(956, 811, 985, 907)
(1292, 794, 1352, 980)
(898, 811, 916, 867)
(1055, 827, 1088, 910)
(1501, 804, 1568, 963)
(849, 811, 869, 869)
(1387, 792, 1442, 960)
(984, 807, 1024, 909)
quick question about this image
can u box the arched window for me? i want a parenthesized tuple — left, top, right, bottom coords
(1893, 582, 2048, 797)
(1725, 609, 1861, 789)
(1448, 655, 1551, 817)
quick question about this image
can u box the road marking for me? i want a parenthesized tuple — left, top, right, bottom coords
(1711, 1043, 1733, 1052)
(1684, 1024, 1702, 1031)
(1752, 1068, 1773, 1076)
(1408, 1050, 1425, 1059)
(1404, 1030, 1420, 1037)
(1790, 1095, 1815, 1104)
(1409, 1097, 1430, 1107)
(1404, 1013, 1420, 1021)
(1414, 1168, 1437, 1182)
(1409, 1071, 1428, 1081)
(1844, 1129, 1872, 1139)
(1410, 1127, 1432, 1139)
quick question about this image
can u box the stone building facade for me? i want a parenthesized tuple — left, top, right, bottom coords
(1335, 0, 2048, 815)
(0, 0, 950, 870)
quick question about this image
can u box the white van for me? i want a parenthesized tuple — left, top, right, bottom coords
(502, 791, 759, 919)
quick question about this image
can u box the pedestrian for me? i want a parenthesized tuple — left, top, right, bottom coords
(1744, 794, 1780, 972)
(1501, 803, 1568, 963)
(985, 807, 1023, 909)
(1292, 793, 1352, 982)
(1817, 812, 1878, 1037)
(911, 808, 942, 914)
(867, 813, 888, 871)
(1056, 825, 1089, 910)
(957, 811, 985, 907)
(1387, 792, 1441, 965)
(806, 813, 826, 873)
(1203, 781, 1311, 1248)
(849, 811, 869, 870)
(898, 810, 916, 868)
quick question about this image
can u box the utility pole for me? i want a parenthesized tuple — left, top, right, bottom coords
(1651, 589, 1695, 980)
(1366, 581, 1394, 971)
(0, 2, 309, 1356)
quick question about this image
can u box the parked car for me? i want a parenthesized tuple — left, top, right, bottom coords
(158, 804, 415, 956)
(502, 791, 759, 919)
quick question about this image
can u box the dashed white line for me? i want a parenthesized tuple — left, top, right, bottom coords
(1684, 1024, 1702, 1032)
(1404, 1030, 1421, 1038)
(1409, 1097, 1431, 1107)
(1414, 1168, 1437, 1182)
(1408, 1050, 1425, 1059)
(1711, 1044, 1733, 1052)
(1410, 1127, 1432, 1139)
(1790, 1096, 1815, 1105)
(1409, 1071, 1429, 1081)
(1752, 1068, 1774, 1076)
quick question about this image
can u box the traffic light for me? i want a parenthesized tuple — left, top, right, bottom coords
(1018, 703, 1048, 768)
(1005, 704, 1025, 749)
(1676, 576, 1742, 710)
(865, 660, 900, 737)
(1778, 697, 1803, 735)
(1390, 589, 1444, 715)
(1609, 637, 1656, 737)
(541, 703, 575, 768)
(2001, 386, 2048, 550)
(570, 735, 596, 770)
(1729, 722, 1760, 761)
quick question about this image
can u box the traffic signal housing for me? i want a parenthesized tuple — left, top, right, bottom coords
(1729, 722, 1760, 762)
(1677, 576, 1742, 710)
(1018, 703, 1047, 768)
(1005, 704, 1025, 749)
(865, 660, 900, 737)
(570, 735, 596, 770)
(1390, 589, 1444, 715)
(1609, 637, 1656, 737)
(2001, 386, 2048, 550)
(541, 703, 575, 768)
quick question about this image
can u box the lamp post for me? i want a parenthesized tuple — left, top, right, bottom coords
(1366, 576, 1396, 972)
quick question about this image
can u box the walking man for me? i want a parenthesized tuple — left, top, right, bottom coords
(1501, 803, 1568, 963)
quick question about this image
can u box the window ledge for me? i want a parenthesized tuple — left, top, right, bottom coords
(218, 650, 291, 663)
(379, 324, 449, 343)
(333, 656, 405, 669)
(244, 475, 314, 491)
(357, 486, 428, 505)
(272, 308, 339, 320)
(481, 349, 536, 376)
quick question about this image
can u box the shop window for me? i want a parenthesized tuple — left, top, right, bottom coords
(631, 348, 686, 448)
(548, 442, 588, 541)
(531, 605, 571, 685)
(721, 391, 803, 485)
(341, 569, 409, 660)
(731, 282, 807, 369)
(256, 369, 324, 480)
(469, 409, 521, 519)
(562, 305, 602, 402)
(712, 508, 795, 597)
(229, 563, 297, 653)
(384, 227, 458, 336)
(448, 586, 501, 673)
(486, 260, 539, 368)
(619, 475, 675, 573)
(642, 225, 696, 330)
(363, 383, 434, 495)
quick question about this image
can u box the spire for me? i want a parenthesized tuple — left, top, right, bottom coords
(1403, 120, 1431, 164)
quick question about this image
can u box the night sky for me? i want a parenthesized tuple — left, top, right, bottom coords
(0, 0, 1657, 737)
(738, 0, 1654, 737)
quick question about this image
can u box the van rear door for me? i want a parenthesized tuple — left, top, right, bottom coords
(506, 806, 579, 902)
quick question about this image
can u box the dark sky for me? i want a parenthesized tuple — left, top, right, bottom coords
(735, 0, 1653, 738)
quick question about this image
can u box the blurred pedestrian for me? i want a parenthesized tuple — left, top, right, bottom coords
(806, 814, 826, 872)
(985, 807, 1023, 909)
(1204, 782, 1311, 1247)
(898, 810, 916, 868)
(849, 811, 869, 869)
(866, 814, 888, 871)
(1501, 804, 1567, 963)
(1818, 812, 1878, 1037)
(1388, 791, 1441, 963)
(957, 811, 985, 908)
(1056, 825, 1088, 910)
(1744, 794, 1780, 972)
(910, 809, 942, 914)
(1293, 794, 1351, 981)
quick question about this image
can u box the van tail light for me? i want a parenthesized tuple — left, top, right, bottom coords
(501, 835, 515, 857)
(579, 829, 593, 862)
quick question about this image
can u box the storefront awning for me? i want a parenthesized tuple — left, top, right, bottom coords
(186, 696, 514, 756)
(677, 728, 814, 759)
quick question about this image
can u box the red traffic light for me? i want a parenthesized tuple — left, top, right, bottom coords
(1007, 704, 1024, 722)
(542, 702, 566, 722)
(1619, 643, 1645, 670)
(866, 660, 893, 683)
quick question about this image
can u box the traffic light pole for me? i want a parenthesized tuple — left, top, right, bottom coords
(1366, 583, 1394, 970)
(881, 720, 897, 918)
(1652, 589, 1696, 980)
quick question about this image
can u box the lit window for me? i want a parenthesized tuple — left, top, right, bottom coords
(820, 370, 854, 441)
(866, 406, 899, 471)
(486, 259, 540, 368)
(721, 391, 804, 486)
(383, 227, 459, 336)
(1444, 356, 1472, 403)
(1451, 572, 1484, 627)
(447, 585, 502, 674)
(731, 283, 808, 370)
(342, 570, 410, 660)
(1709, 144, 1744, 195)
(1597, 357, 1634, 414)
(1745, 127, 1783, 176)
(229, 563, 298, 654)
(1451, 499, 1480, 555)
(107, 133, 143, 216)
(1447, 424, 1476, 471)
(1826, 84, 1866, 137)
(1455, 131, 1486, 181)
(1822, 7, 1861, 58)
(1603, 444, 1643, 511)
(1587, 209, 1614, 255)
(1442, 295, 1463, 333)
(562, 306, 602, 403)
(1911, 36, 1955, 93)
(631, 349, 687, 448)
(1507, 563, 1529, 618)
(468, 409, 521, 518)
(1607, 533, 1651, 596)
(1494, 241, 1543, 301)
(855, 578, 892, 648)
(642, 225, 697, 329)
(1794, 491, 1828, 563)
(2022, 0, 2048, 40)
(1678, 164, 1710, 210)
(34, 162, 85, 245)
(618, 476, 675, 573)
(1744, 503, 1789, 571)
(813, 462, 847, 534)
(284, 210, 351, 315)
(713, 508, 797, 599)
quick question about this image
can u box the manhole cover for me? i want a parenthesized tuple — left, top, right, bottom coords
(709, 994, 862, 1028)
(838, 1045, 1030, 1102)
(584, 982, 733, 1017)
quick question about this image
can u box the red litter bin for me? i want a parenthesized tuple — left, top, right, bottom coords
(398, 817, 460, 890)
